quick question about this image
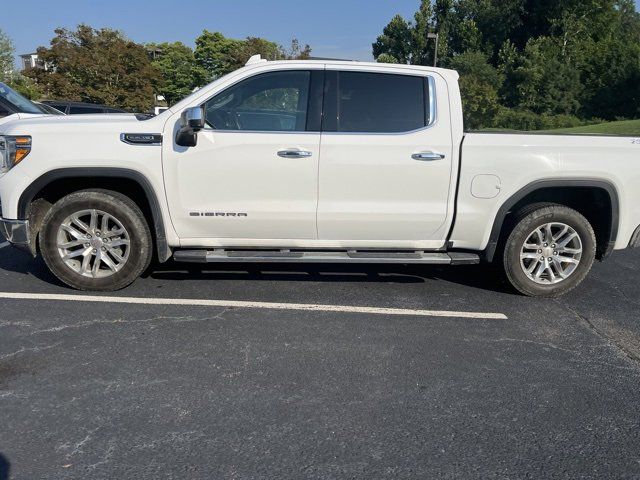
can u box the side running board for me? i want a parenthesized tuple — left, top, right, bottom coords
(172, 249, 479, 265)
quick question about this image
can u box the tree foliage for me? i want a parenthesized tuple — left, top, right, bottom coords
(148, 42, 206, 106)
(195, 31, 312, 81)
(26, 25, 161, 111)
(0, 29, 14, 82)
(449, 51, 502, 129)
(0, 29, 43, 99)
(373, 0, 640, 129)
(20, 25, 312, 110)
(373, 15, 414, 64)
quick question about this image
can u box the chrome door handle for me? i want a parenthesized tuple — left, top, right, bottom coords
(412, 151, 446, 161)
(277, 149, 313, 159)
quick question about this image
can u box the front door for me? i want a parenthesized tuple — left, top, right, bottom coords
(163, 69, 322, 243)
(317, 69, 454, 246)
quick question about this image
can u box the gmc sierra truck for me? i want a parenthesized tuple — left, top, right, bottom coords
(1, 56, 639, 296)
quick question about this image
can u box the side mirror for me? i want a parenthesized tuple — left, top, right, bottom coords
(176, 106, 205, 147)
(182, 106, 205, 130)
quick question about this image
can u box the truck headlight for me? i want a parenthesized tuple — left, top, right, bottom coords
(0, 135, 32, 173)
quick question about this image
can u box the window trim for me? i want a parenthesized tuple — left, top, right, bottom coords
(200, 69, 323, 134)
(322, 70, 437, 136)
(196, 68, 438, 136)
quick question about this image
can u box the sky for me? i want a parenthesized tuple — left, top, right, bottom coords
(3, 0, 421, 62)
(4, 0, 640, 63)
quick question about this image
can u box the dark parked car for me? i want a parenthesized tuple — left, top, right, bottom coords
(41, 100, 127, 115)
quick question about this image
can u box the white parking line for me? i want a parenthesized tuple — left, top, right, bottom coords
(0, 292, 508, 320)
(0, 242, 9, 249)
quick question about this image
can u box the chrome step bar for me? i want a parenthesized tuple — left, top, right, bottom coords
(173, 249, 480, 265)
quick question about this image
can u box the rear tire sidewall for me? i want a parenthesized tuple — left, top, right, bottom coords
(503, 207, 596, 297)
(40, 191, 152, 291)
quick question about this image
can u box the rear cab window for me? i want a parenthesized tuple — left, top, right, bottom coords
(323, 70, 432, 133)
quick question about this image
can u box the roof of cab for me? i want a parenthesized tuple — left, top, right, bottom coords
(244, 54, 459, 79)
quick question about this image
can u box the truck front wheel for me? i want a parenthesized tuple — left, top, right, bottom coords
(39, 190, 152, 291)
(502, 204, 596, 297)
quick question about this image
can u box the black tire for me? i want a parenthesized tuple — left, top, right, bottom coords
(502, 203, 596, 297)
(39, 189, 152, 291)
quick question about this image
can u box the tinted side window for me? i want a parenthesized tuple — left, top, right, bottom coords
(331, 72, 427, 133)
(69, 106, 104, 114)
(204, 71, 311, 132)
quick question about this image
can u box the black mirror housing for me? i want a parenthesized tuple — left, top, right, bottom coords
(176, 128, 198, 147)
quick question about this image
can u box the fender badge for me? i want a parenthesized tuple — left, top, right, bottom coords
(121, 133, 163, 145)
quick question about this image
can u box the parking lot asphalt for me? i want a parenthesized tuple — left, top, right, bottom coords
(1, 236, 640, 479)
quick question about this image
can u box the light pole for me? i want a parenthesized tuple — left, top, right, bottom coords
(427, 32, 439, 67)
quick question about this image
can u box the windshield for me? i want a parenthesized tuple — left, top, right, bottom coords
(0, 82, 43, 114)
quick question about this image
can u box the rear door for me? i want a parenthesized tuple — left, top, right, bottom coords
(317, 68, 454, 246)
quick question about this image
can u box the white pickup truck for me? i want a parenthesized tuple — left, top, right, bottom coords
(1, 56, 639, 296)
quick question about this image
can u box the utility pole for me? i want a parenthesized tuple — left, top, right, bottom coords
(427, 32, 439, 67)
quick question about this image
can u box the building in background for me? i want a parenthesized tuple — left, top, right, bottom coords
(19, 53, 47, 71)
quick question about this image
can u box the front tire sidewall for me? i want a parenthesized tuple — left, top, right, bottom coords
(40, 192, 152, 291)
(504, 208, 596, 297)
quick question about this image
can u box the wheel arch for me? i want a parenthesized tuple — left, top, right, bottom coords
(484, 179, 619, 263)
(19, 167, 171, 262)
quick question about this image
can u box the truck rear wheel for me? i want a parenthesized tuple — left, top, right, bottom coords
(502, 204, 596, 297)
(39, 190, 152, 291)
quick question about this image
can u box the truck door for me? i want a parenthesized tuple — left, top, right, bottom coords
(317, 69, 454, 246)
(162, 69, 323, 242)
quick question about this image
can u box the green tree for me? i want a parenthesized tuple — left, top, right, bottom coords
(194, 31, 241, 80)
(26, 25, 160, 111)
(449, 51, 503, 129)
(148, 42, 207, 106)
(195, 31, 312, 81)
(372, 14, 413, 64)
(374, 0, 640, 129)
(0, 29, 14, 82)
(376, 53, 399, 64)
(0, 29, 42, 99)
(373, 2, 443, 65)
(455, 19, 483, 53)
(411, 0, 435, 65)
(281, 39, 312, 60)
(448, 0, 524, 59)
(567, 0, 640, 119)
(233, 36, 281, 66)
(505, 37, 583, 116)
(7, 74, 42, 99)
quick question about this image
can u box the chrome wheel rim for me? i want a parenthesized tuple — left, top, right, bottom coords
(56, 209, 131, 279)
(520, 222, 583, 285)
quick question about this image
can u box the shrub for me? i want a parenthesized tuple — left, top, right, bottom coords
(491, 108, 583, 131)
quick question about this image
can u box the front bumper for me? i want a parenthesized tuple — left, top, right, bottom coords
(0, 216, 30, 249)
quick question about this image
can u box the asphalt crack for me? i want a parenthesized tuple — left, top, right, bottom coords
(28, 313, 227, 335)
(559, 301, 640, 366)
(0, 342, 63, 360)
